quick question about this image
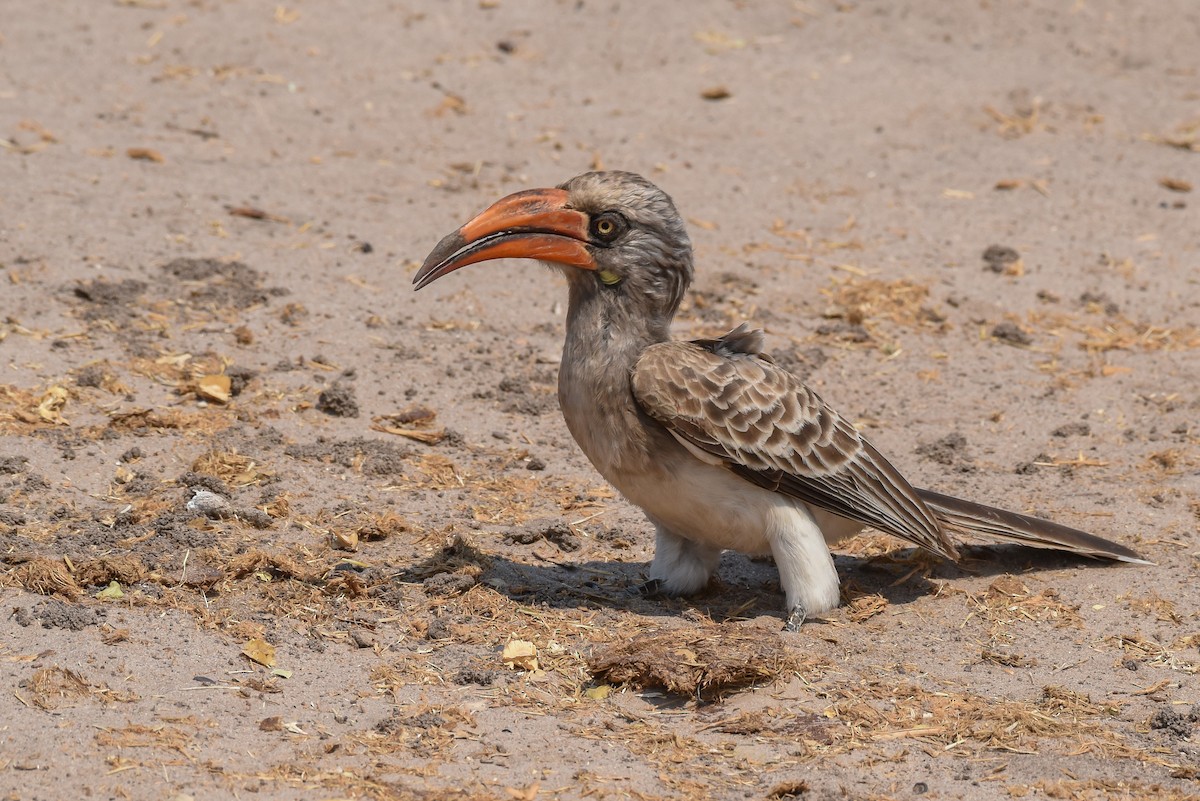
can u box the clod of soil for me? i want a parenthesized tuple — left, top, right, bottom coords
(916, 432, 975, 472)
(71, 279, 148, 319)
(815, 320, 871, 343)
(504, 519, 581, 551)
(1052, 421, 1091, 438)
(14, 599, 102, 631)
(161, 257, 285, 309)
(1149, 709, 1195, 738)
(982, 244, 1021, 272)
(225, 366, 259, 396)
(453, 668, 497, 686)
(0, 456, 29, 474)
(284, 437, 408, 476)
(1079, 291, 1121, 315)
(317, 384, 361, 418)
(178, 470, 232, 496)
(991, 321, 1033, 346)
(422, 572, 477, 597)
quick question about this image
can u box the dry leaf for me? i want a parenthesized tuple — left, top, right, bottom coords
(242, 638, 277, 668)
(371, 406, 444, 443)
(584, 683, 611, 700)
(1159, 177, 1193, 193)
(701, 86, 731, 101)
(195, 374, 232, 404)
(37, 386, 69, 425)
(95, 581, 124, 600)
(126, 147, 165, 163)
(502, 640, 539, 671)
(229, 206, 291, 223)
(429, 93, 467, 117)
(333, 529, 359, 551)
(370, 421, 445, 444)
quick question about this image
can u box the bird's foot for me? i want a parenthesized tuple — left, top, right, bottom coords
(783, 602, 808, 632)
(627, 578, 664, 598)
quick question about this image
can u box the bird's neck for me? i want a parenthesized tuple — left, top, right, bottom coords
(562, 280, 673, 382)
(566, 276, 672, 347)
(557, 281, 672, 480)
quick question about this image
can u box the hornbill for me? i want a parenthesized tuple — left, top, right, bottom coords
(415, 170, 1146, 629)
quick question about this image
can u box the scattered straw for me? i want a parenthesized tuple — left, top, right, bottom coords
(6, 556, 81, 599)
(23, 666, 138, 709)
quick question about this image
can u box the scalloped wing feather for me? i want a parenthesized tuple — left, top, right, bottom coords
(632, 330, 959, 559)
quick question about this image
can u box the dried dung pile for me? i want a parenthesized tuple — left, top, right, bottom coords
(588, 623, 794, 698)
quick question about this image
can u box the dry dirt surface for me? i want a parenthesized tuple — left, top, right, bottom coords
(2, 2, 1199, 800)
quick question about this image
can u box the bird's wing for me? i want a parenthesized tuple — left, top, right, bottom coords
(631, 325, 959, 559)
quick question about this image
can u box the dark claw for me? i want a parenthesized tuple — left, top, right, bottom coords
(627, 578, 664, 598)
(783, 602, 808, 632)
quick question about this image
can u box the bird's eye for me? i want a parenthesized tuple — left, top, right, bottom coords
(589, 212, 626, 244)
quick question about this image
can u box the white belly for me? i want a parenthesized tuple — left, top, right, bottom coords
(616, 458, 779, 552)
(611, 451, 864, 551)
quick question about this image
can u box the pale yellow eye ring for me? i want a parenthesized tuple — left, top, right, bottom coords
(596, 219, 614, 235)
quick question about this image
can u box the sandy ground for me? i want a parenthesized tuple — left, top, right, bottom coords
(2, 1, 1199, 799)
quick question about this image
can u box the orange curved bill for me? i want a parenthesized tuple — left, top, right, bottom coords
(413, 188, 594, 290)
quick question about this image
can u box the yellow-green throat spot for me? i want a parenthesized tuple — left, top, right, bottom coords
(598, 269, 621, 285)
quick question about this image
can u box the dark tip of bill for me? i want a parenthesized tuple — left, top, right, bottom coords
(413, 230, 469, 289)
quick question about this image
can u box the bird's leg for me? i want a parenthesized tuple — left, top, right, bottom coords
(647, 523, 722, 596)
(768, 504, 843, 629)
(784, 602, 808, 632)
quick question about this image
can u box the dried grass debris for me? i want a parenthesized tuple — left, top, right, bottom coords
(820, 276, 936, 330)
(406, 535, 491, 581)
(0, 384, 71, 431)
(191, 449, 273, 487)
(226, 548, 322, 583)
(969, 575, 1082, 630)
(767, 781, 811, 800)
(1146, 118, 1200, 152)
(5, 556, 82, 599)
(1074, 317, 1200, 353)
(94, 722, 193, 756)
(1106, 633, 1199, 674)
(22, 666, 138, 709)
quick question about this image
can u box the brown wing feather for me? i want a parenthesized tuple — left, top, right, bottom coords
(632, 330, 959, 559)
(916, 488, 1148, 563)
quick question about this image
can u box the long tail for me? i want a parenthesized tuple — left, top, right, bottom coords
(915, 488, 1151, 564)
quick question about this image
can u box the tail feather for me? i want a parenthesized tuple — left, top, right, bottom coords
(916, 488, 1151, 565)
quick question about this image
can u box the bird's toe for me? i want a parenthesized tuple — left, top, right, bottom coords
(783, 602, 808, 632)
(627, 578, 664, 598)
